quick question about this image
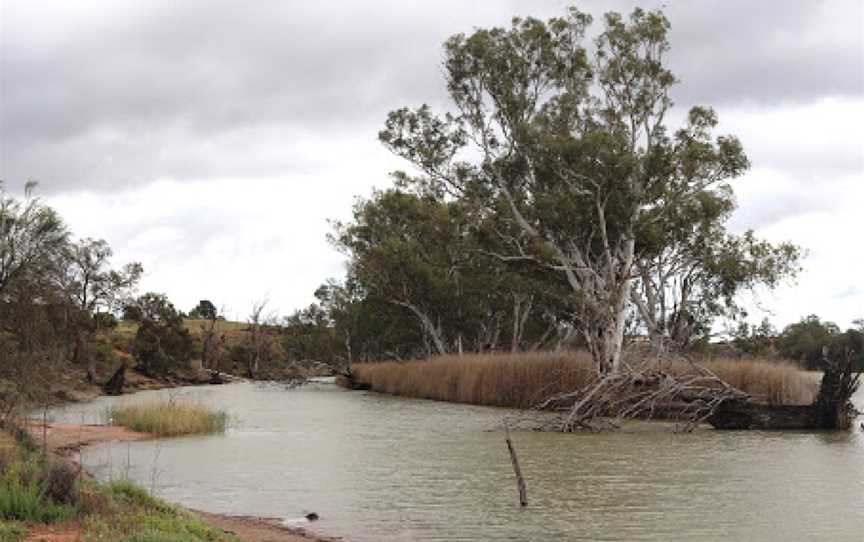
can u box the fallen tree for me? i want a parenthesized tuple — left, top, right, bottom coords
(539, 349, 860, 432)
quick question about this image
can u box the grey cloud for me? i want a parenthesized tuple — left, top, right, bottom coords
(1, 0, 861, 193)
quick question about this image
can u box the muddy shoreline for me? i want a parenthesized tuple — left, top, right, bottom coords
(27, 389, 344, 542)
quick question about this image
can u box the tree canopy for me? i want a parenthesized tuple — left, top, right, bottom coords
(375, 6, 800, 373)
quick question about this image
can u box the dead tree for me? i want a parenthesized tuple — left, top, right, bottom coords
(539, 350, 860, 432)
(103, 363, 126, 396)
(709, 349, 860, 430)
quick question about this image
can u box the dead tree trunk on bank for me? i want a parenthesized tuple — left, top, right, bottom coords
(709, 350, 860, 430)
(103, 363, 126, 396)
(541, 351, 860, 432)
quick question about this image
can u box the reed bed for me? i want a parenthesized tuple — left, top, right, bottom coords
(109, 401, 228, 437)
(351, 351, 817, 409)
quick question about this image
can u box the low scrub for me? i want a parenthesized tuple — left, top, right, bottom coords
(110, 401, 227, 437)
(352, 351, 817, 408)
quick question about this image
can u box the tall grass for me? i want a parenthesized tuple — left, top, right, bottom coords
(0, 443, 75, 523)
(110, 401, 228, 437)
(351, 351, 817, 408)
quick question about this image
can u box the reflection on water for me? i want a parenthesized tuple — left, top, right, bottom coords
(47, 382, 864, 542)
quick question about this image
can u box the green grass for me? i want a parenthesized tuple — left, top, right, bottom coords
(0, 430, 241, 542)
(0, 521, 26, 542)
(0, 447, 75, 523)
(79, 480, 241, 542)
(110, 401, 228, 437)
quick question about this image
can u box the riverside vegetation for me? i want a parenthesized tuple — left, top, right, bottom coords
(0, 429, 239, 542)
(350, 352, 818, 410)
(109, 401, 228, 438)
(1, 2, 863, 540)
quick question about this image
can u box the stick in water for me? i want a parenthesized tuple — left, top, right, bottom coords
(504, 419, 527, 507)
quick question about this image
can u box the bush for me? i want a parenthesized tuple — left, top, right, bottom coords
(0, 479, 75, 523)
(40, 461, 78, 505)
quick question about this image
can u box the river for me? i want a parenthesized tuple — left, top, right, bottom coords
(46, 380, 864, 542)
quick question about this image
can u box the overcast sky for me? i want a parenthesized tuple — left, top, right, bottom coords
(1, 0, 862, 328)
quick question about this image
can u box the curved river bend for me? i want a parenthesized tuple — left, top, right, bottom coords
(48, 381, 863, 542)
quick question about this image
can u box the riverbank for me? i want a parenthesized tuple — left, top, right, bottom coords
(348, 351, 819, 409)
(15, 419, 341, 542)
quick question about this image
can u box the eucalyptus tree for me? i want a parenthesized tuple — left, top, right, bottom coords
(332, 189, 496, 355)
(378, 7, 797, 374)
(0, 181, 68, 298)
(65, 238, 143, 315)
(61, 237, 142, 380)
(632, 187, 801, 352)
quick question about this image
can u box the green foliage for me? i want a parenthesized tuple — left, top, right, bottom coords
(0, 470, 75, 523)
(103, 480, 173, 513)
(131, 293, 194, 375)
(188, 300, 218, 321)
(94, 312, 119, 329)
(374, 5, 801, 369)
(0, 521, 26, 542)
(777, 315, 863, 370)
(118, 532, 201, 542)
(731, 318, 778, 357)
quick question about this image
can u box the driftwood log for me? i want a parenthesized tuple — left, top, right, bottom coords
(102, 363, 126, 396)
(542, 350, 860, 432)
(709, 351, 860, 430)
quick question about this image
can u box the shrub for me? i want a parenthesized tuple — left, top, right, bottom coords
(110, 402, 227, 437)
(40, 461, 78, 505)
(0, 521, 26, 542)
(0, 479, 74, 523)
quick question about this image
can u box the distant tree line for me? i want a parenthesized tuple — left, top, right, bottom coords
(732, 315, 864, 370)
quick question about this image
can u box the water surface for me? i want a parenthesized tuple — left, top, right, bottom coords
(48, 381, 864, 541)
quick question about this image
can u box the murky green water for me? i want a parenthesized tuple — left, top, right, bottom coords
(47, 381, 863, 541)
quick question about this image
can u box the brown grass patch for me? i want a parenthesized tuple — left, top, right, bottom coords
(352, 351, 817, 408)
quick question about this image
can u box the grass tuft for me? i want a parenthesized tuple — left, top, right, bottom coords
(352, 351, 818, 408)
(109, 401, 228, 437)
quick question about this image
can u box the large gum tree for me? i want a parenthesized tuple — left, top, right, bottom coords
(378, 7, 796, 375)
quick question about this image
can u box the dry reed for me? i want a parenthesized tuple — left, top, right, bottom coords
(351, 351, 817, 409)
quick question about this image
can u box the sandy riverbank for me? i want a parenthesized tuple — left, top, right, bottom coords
(25, 419, 342, 542)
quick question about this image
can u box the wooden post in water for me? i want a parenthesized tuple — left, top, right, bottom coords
(504, 420, 527, 507)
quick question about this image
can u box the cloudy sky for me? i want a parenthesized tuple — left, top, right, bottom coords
(1, 0, 862, 328)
